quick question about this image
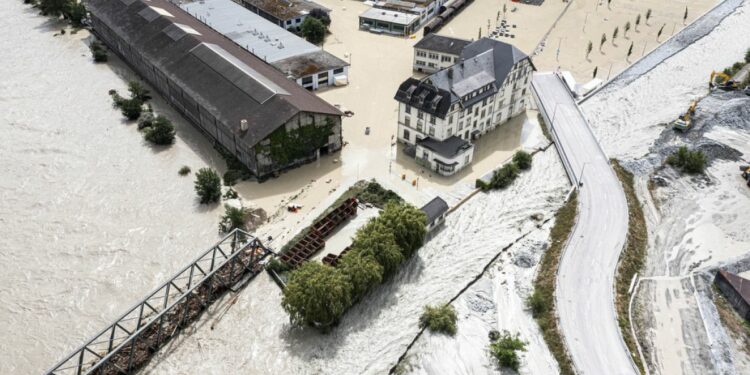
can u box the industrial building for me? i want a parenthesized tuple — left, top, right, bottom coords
(181, 0, 349, 90)
(87, 0, 343, 179)
(359, 0, 447, 36)
(395, 37, 534, 176)
(413, 33, 471, 73)
(235, 0, 330, 31)
(715, 270, 750, 321)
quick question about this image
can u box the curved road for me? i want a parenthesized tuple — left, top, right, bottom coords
(532, 73, 636, 374)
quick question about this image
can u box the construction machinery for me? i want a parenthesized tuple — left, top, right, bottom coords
(671, 100, 697, 131)
(739, 165, 750, 187)
(710, 71, 739, 91)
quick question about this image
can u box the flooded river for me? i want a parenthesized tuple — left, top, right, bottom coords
(0, 3, 226, 373)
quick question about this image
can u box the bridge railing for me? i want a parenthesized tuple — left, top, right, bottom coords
(46, 229, 271, 375)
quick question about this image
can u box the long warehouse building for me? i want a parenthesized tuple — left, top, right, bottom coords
(87, 0, 343, 179)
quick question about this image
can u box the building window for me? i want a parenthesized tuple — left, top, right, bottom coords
(416, 60, 426, 66)
(458, 121, 464, 131)
(474, 107, 478, 116)
(447, 127, 453, 137)
(405, 117, 411, 126)
(473, 120, 477, 128)
(429, 116, 436, 125)
(403, 129, 411, 141)
(405, 105, 411, 114)
(429, 127, 435, 136)
(448, 115, 453, 124)
(441, 55, 451, 62)
(334, 67, 344, 74)
(417, 111, 423, 119)
(302, 76, 313, 85)
(428, 62, 436, 68)
(286, 20, 292, 25)
(428, 53, 438, 59)
(417, 50, 427, 57)
(417, 122, 423, 132)
(480, 109, 485, 118)
(464, 155, 470, 164)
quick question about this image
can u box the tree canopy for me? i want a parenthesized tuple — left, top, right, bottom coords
(300, 17, 326, 45)
(350, 221, 404, 277)
(194, 168, 222, 204)
(377, 202, 427, 258)
(338, 252, 383, 302)
(281, 262, 353, 328)
(143, 115, 176, 145)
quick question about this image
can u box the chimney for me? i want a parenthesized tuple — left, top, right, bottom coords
(240, 119, 248, 131)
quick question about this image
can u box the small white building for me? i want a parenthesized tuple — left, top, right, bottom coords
(359, 8, 420, 36)
(420, 196, 449, 232)
(395, 37, 535, 176)
(413, 34, 471, 73)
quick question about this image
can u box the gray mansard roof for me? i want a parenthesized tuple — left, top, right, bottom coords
(414, 34, 472, 56)
(395, 38, 532, 118)
(87, 0, 340, 147)
(420, 196, 449, 225)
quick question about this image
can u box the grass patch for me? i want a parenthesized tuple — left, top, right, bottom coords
(419, 303, 457, 336)
(528, 190, 578, 375)
(666, 146, 706, 175)
(489, 331, 527, 371)
(713, 285, 750, 356)
(612, 160, 647, 374)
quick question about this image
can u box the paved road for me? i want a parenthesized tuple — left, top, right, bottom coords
(531, 72, 636, 374)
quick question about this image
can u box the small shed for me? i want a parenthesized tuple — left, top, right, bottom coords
(715, 270, 750, 321)
(420, 196, 449, 232)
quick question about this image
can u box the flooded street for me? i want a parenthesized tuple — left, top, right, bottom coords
(0, 3, 226, 373)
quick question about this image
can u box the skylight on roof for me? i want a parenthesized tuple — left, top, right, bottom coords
(150, 6, 174, 18)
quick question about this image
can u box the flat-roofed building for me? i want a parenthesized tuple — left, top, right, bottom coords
(358, 8, 420, 36)
(88, 0, 343, 179)
(413, 34, 471, 73)
(235, 0, 331, 31)
(394, 38, 534, 176)
(181, 0, 348, 90)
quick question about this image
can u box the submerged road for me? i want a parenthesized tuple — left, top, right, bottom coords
(531, 72, 635, 374)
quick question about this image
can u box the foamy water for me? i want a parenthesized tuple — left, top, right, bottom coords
(0, 3, 228, 373)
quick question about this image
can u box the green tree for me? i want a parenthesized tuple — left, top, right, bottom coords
(586, 41, 593, 59)
(309, 8, 331, 28)
(143, 115, 176, 145)
(282, 262, 353, 328)
(300, 17, 326, 45)
(351, 221, 404, 276)
(194, 168, 222, 204)
(39, 0, 69, 17)
(645, 9, 652, 25)
(128, 81, 152, 103)
(378, 202, 427, 258)
(419, 304, 457, 336)
(219, 205, 247, 233)
(490, 162, 519, 189)
(489, 331, 527, 371)
(513, 150, 533, 170)
(624, 21, 631, 37)
(338, 252, 383, 302)
(666, 146, 706, 174)
(600, 33, 607, 51)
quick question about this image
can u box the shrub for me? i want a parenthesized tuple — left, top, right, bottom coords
(489, 331, 527, 371)
(476, 179, 490, 191)
(358, 180, 402, 207)
(490, 162, 520, 189)
(281, 262, 353, 328)
(666, 146, 706, 174)
(119, 98, 143, 121)
(137, 111, 155, 130)
(143, 115, 176, 145)
(419, 304, 457, 336)
(266, 257, 290, 273)
(223, 188, 239, 200)
(178, 166, 191, 176)
(526, 289, 548, 318)
(194, 168, 222, 204)
(38, 0, 68, 17)
(89, 40, 108, 62)
(338, 252, 383, 302)
(300, 17, 325, 44)
(223, 169, 243, 187)
(513, 150, 533, 170)
(128, 81, 152, 103)
(64, 2, 86, 27)
(219, 205, 247, 233)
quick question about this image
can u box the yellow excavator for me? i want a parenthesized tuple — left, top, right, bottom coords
(672, 100, 697, 131)
(710, 71, 738, 91)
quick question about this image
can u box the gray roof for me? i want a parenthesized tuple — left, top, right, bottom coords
(396, 38, 532, 116)
(420, 197, 449, 224)
(180, 0, 319, 63)
(238, 0, 330, 22)
(87, 0, 340, 147)
(717, 270, 750, 305)
(414, 34, 471, 56)
(359, 8, 420, 25)
(417, 136, 473, 159)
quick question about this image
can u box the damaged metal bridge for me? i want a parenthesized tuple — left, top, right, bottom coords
(45, 229, 271, 375)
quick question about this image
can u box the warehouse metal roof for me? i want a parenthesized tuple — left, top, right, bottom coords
(359, 8, 419, 26)
(87, 0, 340, 147)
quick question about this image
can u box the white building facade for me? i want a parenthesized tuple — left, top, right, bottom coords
(395, 37, 534, 176)
(413, 34, 471, 73)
